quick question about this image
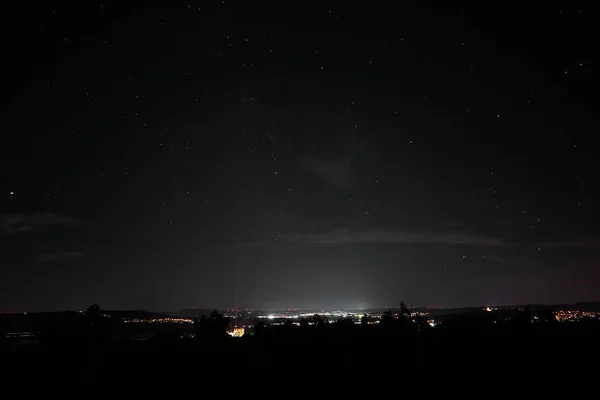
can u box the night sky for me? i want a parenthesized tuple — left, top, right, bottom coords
(1, 2, 599, 312)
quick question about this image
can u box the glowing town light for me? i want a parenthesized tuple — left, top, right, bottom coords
(227, 327, 245, 337)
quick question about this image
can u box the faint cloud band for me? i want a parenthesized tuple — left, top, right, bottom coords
(35, 252, 87, 263)
(0, 212, 83, 235)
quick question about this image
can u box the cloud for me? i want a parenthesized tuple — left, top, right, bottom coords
(236, 241, 271, 247)
(279, 228, 507, 246)
(541, 240, 600, 250)
(239, 227, 508, 247)
(35, 252, 86, 262)
(0, 213, 83, 235)
(297, 155, 354, 189)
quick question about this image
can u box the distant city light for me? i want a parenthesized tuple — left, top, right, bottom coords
(227, 327, 245, 337)
(554, 310, 599, 322)
(123, 317, 193, 324)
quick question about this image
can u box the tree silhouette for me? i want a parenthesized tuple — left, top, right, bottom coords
(86, 304, 101, 323)
(380, 310, 394, 325)
(312, 314, 328, 326)
(361, 314, 369, 325)
(336, 318, 354, 329)
(254, 321, 266, 336)
(85, 304, 105, 345)
(540, 307, 556, 324)
(284, 319, 294, 329)
(194, 311, 230, 340)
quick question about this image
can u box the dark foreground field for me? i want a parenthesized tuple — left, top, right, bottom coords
(3, 322, 598, 381)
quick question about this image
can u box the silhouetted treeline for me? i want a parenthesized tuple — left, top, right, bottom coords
(2, 305, 600, 381)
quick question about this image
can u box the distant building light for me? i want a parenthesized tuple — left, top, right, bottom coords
(227, 327, 245, 337)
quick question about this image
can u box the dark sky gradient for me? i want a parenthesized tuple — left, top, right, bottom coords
(1, 2, 599, 311)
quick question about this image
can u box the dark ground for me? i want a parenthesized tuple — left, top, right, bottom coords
(3, 321, 598, 380)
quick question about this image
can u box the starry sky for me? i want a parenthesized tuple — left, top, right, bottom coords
(1, 2, 599, 312)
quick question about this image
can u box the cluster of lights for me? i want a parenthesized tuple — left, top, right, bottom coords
(256, 310, 367, 320)
(258, 314, 288, 319)
(554, 310, 599, 322)
(123, 317, 193, 324)
(410, 311, 429, 317)
(5, 331, 37, 338)
(227, 327, 245, 337)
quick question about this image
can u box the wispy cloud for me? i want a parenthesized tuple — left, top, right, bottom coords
(542, 239, 600, 250)
(0, 213, 83, 235)
(236, 241, 271, 247)
(239, 227, 508, 247)
(35, 252, 86, 263)
(296, 155, 354, 189)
